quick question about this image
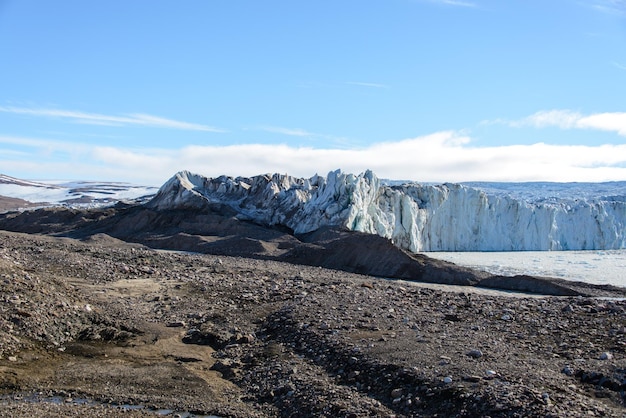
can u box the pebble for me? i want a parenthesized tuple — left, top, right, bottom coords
(599, 352, 613, 360)
(467, 349, 483, 359)
(390, 388, 403, 398)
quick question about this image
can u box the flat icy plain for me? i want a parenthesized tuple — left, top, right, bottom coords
(427, 249, 626, 287)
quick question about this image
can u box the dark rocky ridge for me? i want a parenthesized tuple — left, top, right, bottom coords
(0, 202, 624, 298)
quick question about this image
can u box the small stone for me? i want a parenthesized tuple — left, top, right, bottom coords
(599, 352, 613, 360)
(7, 356, 17, 362)
(139, 266, 156, 274)
(238, 334, 255, 344)
(467, 349, 483, 359)
(500, 314, 512, 321)
(443, 376, 453, 384)
(210, 360, 236, 379)
(390, 388, 403, 398)
(562, 365, 574, 376)
(347, 370, 359, 379)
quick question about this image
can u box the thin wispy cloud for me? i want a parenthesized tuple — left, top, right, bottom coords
(346, 81, 389, 88)
(426, 0, 478, 7)
(613, 61, 626, 70)
(256, 126, 315, 137)
(0, 106, 224, 132)
(0, 134, 91, 153)
(253, 126, 354, 148)
(489, 110, 626, 136)
(589, 0, 626, 16)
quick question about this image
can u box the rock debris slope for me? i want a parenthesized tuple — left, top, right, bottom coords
(148, 170, 626, 252)
(1, 196, 621, 298)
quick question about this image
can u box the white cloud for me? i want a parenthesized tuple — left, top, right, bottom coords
(2, 132, 625, 185)
(515, 110, 582, 129)
(578, 113, 626, 135)
(497, 110, 626, 136)
(0, 106, 224, 132)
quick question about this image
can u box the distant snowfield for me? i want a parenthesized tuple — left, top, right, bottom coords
(0, 176, 157, 208)
(426, 250, 626, 287)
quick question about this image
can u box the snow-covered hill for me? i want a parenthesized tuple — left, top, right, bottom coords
(0, 174, 158, 210)
(148, 170, 626, 252)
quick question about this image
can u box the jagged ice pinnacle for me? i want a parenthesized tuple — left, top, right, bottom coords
(147, 170, 626, 252)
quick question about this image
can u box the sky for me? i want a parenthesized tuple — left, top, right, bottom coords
(1, 0, 626, 186)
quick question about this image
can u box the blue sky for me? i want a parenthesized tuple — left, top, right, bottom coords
(1, 0, 625, 185)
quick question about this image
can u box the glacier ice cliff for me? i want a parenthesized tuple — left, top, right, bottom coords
(147, 170, 626, 252)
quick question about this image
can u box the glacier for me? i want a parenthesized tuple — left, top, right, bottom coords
(147, 170, 626, 252)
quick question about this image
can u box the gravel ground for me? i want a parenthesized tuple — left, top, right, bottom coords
(0, 230, 625, 417)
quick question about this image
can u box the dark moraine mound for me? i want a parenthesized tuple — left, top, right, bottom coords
(0, 205, 624, 298)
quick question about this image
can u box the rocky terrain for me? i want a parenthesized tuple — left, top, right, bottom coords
(1, 179, 626, 418)
(1, 204, 623, 299)
(0, 227, 626, 417)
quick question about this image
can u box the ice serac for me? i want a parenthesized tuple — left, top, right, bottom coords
(147, 170, 626, 252)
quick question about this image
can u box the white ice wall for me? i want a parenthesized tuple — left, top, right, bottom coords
(148, 170, 626, 252)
